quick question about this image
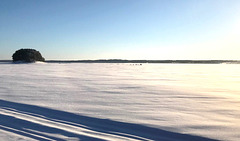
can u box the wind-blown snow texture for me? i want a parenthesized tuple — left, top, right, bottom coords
(0, 63, 239, 141)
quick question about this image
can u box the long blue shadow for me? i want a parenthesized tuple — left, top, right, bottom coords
(0, 99, 219, 141)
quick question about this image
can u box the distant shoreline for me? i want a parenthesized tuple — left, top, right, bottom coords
(1, 59, 240, 64)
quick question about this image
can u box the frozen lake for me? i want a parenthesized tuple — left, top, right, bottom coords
(0, 63, 240, 140)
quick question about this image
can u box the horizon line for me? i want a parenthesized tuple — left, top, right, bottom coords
(1, 59, 240, 64)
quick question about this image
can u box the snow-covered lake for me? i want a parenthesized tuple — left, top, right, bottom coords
(0, 63, 239, 141)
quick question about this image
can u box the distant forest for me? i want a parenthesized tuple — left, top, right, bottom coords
(46, 60, 240, 64)
(1, 59, 240, 64)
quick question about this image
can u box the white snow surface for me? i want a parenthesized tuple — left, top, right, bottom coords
(0, 63, 240, 141)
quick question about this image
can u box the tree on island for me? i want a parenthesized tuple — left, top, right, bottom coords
(12, 48, 45, 62)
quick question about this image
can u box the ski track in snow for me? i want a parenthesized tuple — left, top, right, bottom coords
(0, 100, 217, 141)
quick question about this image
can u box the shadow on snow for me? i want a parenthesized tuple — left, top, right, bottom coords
(0, 99, 218, 141)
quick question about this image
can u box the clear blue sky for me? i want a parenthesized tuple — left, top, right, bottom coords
(0, 0, 240, 60)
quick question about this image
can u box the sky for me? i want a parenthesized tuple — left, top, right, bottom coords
(0, 0, 240, 60)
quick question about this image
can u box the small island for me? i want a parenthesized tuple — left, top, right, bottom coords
(12, 48, 45, 63)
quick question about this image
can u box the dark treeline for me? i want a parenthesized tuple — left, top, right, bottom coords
(1, 59, 240, 64)
(45, 59, 240, 64)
